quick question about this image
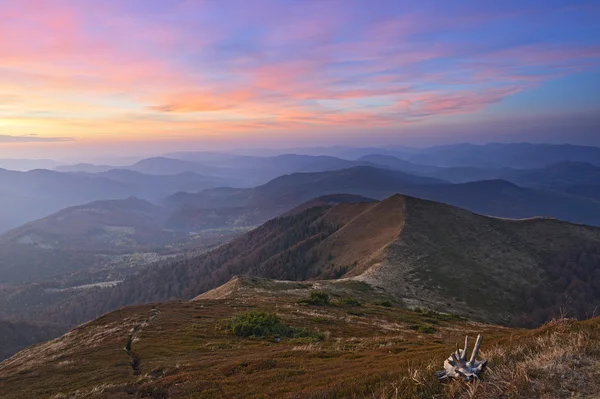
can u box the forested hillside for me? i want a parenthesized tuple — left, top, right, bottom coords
(0, 320, 62, 361)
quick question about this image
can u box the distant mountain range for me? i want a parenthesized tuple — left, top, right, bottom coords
(0, 158, 64, 171)
(351, 143, 600, 168)
(0, 167, 233, 233)
(61, 154, 379, 187)
(408, 143, 600, 168)
(165, 166, 600, 229)
(212, 142, 600, 168)
(1, 143, 593, 233)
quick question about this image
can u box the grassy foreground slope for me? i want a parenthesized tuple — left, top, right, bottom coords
(1, 277, 598, 399)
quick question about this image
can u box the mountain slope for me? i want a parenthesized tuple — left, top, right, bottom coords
(357, 154, 441, 175)
(84, 195, 600, 327)
(354, 195, 600, 324)
(0, 198, 183, 283)
(0, 167, 233, 233)
(166, 152, 376, 173)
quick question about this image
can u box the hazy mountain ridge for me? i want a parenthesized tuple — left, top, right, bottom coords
(0, 159, 64, 171)
(165, 166, 600, 227)
(362, 154, 600, 187)
(55, 163, 115, 173)
(400, 142, 600, 168)
(0, 167, 231, 233)
(4, 143, 597, 233)
(0, 168, 132, 232)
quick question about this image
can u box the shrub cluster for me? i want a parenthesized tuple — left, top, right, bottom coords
(409, 325, 437, 334)
(340, 297, 362, 306)
(227, 311, 324, 340)
(299, 291, 330, 306)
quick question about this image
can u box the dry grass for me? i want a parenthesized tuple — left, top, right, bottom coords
(365, 318, 600, 399)
(1, 282, 599, 399)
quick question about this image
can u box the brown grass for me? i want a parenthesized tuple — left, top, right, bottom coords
(1, 283, 599, 399)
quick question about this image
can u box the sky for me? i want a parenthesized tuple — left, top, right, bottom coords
(1, 0, 600, 159)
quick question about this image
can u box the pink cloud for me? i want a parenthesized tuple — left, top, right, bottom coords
(1, 0, 599, 142)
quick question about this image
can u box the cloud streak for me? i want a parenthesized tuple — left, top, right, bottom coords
(0, 135, 74, 143)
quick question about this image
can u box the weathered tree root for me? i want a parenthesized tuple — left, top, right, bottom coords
(435, 334, 487, 382)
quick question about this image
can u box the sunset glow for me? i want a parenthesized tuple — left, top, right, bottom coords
(1, 0, 600, 156)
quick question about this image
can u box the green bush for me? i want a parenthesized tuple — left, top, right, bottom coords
(227, 311, 324, 340)
(299, 291, 330, 306)
(409, 325, 437, 334)
(373, 300, 393, 307)
(228, 311, 283, 337)
(341, 297, 361, 307)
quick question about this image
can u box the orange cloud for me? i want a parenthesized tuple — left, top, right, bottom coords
(1, 0, 599, 146)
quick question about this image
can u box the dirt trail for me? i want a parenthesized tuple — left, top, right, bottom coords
(124, 307, 160, 375)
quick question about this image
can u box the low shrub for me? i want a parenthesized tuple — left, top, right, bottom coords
(299, 291, 330, 306)
(227, 311, 324, 340)
(373, 300, 393, 307)
(409, 325, 437, 334)
(228, 311, 282, 337)
(341, 297, 361, 307)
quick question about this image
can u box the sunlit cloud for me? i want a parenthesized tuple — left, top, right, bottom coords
(0, 0, 599, 146)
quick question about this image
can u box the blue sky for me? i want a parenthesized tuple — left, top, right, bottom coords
(0, 0, 599, 158)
